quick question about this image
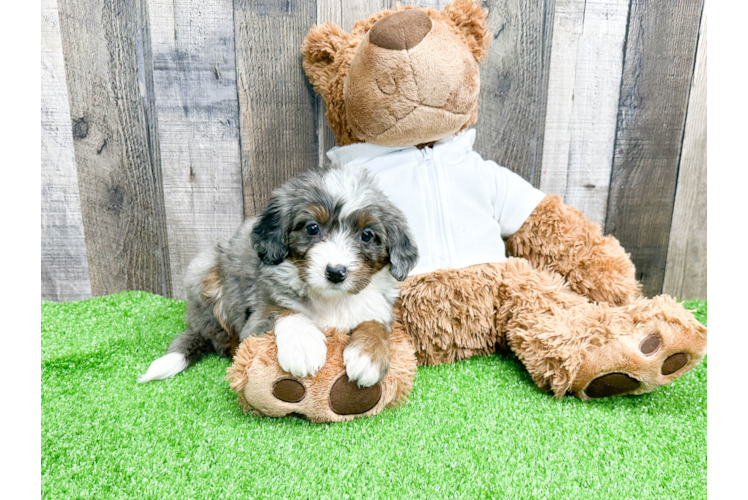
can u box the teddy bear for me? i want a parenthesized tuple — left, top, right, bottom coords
(228, 0, 706, 419)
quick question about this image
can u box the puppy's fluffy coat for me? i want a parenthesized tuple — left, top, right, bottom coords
(139, 166, 418, 387)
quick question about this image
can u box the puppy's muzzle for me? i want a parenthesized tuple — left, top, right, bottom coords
(325, 265, 348, 284)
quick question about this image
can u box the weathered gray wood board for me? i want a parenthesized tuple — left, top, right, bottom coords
(41, 0, 92, 301)
(57, 0, 171, 297)
(663, 6, 707, 300)
(540, 0, 629, 227)
(473, 0, 555, 187)
(148, 0, 244, 298)
(233, 0, 319, 217)
(605, 0, 704, 298)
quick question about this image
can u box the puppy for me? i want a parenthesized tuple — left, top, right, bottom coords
(138, 166, 418, 387)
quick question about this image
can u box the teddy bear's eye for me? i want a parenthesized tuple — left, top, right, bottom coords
(376, 73, 397, 95)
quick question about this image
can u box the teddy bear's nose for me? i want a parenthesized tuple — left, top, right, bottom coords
(369, 9, 432, 50)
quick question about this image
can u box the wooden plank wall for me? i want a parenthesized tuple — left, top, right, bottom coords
(41, 0, 707, 301)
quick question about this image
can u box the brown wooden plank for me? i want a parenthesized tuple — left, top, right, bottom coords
(147, 0, 245, 299)
(41, 0, 92, 301)
(233, 0, 318, 216)
(540, 0, 629, 227)
(473, 0, 556, 187)
(57, 0, 171, 297)
(604, 0, 704, 297)
(663, 6, 707, 300)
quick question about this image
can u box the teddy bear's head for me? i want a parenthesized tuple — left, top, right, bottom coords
(302, 0, 490, 147)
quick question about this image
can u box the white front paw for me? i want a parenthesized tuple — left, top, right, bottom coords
(343, 344, 384, 388)
(275, 315, 327, 378)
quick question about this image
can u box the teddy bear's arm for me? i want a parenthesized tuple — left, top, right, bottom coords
(505, 194, 641, 305)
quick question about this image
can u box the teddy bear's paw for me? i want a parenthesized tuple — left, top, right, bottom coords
(570, 297, 707, 400)
(229, 326, 416, 422)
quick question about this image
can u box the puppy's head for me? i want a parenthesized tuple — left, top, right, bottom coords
(252, 167, 418, 295)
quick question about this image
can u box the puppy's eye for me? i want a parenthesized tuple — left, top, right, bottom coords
(361, 229, 375, 243)
(306, 223, 320, 236)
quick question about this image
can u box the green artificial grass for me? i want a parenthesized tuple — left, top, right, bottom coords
(42, 292, 707, 499)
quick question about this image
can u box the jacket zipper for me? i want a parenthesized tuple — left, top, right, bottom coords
(422, 147, 449, 264)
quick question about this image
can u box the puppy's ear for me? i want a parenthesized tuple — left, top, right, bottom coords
(386, 216, 419, 281)
(301, 22, 350, 91)
(252, 198, 288, 265)
(442, 0, 491, 62)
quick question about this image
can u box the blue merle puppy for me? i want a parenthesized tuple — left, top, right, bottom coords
(138, 166, 418, 388)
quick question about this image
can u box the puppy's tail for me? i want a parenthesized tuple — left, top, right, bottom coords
(137, 330, 213, 383)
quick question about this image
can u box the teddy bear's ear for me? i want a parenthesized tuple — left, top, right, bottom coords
(442, 0, 491, 62)
(301, 22, 350, 87)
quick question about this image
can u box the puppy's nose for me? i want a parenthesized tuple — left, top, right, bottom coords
(369, 9, 432, 50)
(325, 265, 348, 284)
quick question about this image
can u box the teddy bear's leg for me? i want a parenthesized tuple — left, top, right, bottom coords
(397, 260, 606, 367)
(506, 194, 641, 306)
(398, 263, 510, 366)
(499, 258, 707, 399)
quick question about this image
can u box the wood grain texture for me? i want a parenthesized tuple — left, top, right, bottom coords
(148, 0, 244, 298)
(57, 0, 171, 297)
(540, 0, 629, 227)
(233, 0, 318, 217)
(605, 0, 705, 297)
(663, 6, 707, 300)
(473, 0, 555, 187)
(41, 0, 92, 301)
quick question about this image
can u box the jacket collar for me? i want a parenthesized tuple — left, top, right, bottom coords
(326, 129, 477, 166)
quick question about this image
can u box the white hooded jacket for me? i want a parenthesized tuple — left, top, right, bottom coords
(327, 129, 546, 277)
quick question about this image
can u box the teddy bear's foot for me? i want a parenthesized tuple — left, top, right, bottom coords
(227, 325, 417, 423)
(569, 296, 707, 400)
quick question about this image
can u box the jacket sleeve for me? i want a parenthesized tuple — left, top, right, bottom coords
(487, 161, 546, 238)
(505, 193, 641, 306)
